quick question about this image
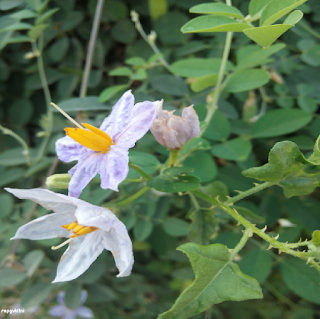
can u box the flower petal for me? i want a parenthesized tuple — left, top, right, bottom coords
(49, 305, 67, 317)
(99, 90, 135, 140)
(57, 291, 66, 305)
(150, 119, 179, 149)
(56, 136, 89, 163)
(103, 228, 134, 277)
(67, 151, 102, 198)
(11, 212, 74, 240)
(52, 231, 104, 283)
(100, 146, 129, 191)
(80, 290, 88, 305)
(75, 306, 94, 318)
(182, 105, 200, 138)
(75, 206, 133, 277)
(5, 188, 79, 214)
(62, 313, 77, 319)
(115, 100, 157, 149)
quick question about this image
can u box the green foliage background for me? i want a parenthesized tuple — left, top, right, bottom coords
(1, 0, 320, 318)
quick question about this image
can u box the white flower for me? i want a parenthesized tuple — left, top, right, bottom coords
(49, 290, 93, 319)
(6, 188, 134, 283)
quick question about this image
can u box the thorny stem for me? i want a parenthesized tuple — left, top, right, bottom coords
(230, 228, 252, 260)
(192, 190, 320, 272)
(129, 161, 152, 180)
(79, 0, 105, 98)
(225, 182, 274, 205)
(168, 150, 179, 167)
(0, 124, 31, 166)
(131, 10, 171, 71)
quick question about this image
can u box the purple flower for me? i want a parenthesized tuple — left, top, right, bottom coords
(150, 102, 200, 150)
(56, 90, 158, 198)
(49, 290, 93, 319)
(7, 188, 134, 283)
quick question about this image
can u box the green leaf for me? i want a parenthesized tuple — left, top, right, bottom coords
(0, 22, 32, 32)
(190, 3, 244, 19)
(3, 35, 32, 44)
(211, 138, 252, 161)
(21, 283, 52, 308)
(179, 138, 211, 155)
(36, 7, 59, 25)
(131, 68, 147, 80)
(181, 16, 252, 33)
(239, 248, 272, 283)
(203, 109, 231, 142)
(28, 24, 48, 40)
(236, 43, 285, 70)
(224, 69, 270, 92)
(170, 58, 233, 78)
(184, 151, 217, 183)
(147, 167, 200, 193)
(149, 0, 168, 20)
(125, 57, 146, 66)
(162, 217, 189, 237)
(260, 0, 307, 26)
(283, 9, 303, 25)
(133, 220, 153, 241)
(189, 210, 216, 244)
(26, 0, 42, 12)
(55, 96, 111, 113)
(0, 193, 13, 217)
(49, 36, 70, 62)
(298, 96, 318, 113)
(128, 151, 161, 179)
(0, 148, 33, 167)
(251, 109, 312, 138)
(110, 19, 137, 44)
(249, 0, 273, 18)
(150, 74, 189, 96)
(0, 0, 25, 10)
(11, 9, 37, 19)
(281, 256, 320, 304)
(0, 268, 27, 287)
(65, 283, 82, 310)
(0, 167, 25, 187)
(109, 67, 133, 77)
(308, 136, 320, 165)
(23, 250, 44, 277)
(99, 84, 129, 103)
(158, 243, 262, 319)
(244, 24, 292, 48)
(87, 284, 117, 302)
(190, 74, 218, 92)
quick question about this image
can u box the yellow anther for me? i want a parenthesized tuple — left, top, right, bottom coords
(72, 224, 85, 233)
(71, 226, 98, 238)
(82, 123, 113, 143)
(65, 221, 78, 231)
(61, 220, 98, 240)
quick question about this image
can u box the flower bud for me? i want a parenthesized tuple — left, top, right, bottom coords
(46, 174, 70, 189)
(150, 101, 200, 150)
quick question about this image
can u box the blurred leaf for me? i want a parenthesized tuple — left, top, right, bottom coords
(158, 243, 263, 319)
(190, 74, 218, 92)
(87, 284, 117, 302)
(150, 74, 189, 96)
(179, 137, 211, 155)
(0, 0, 25, 10)
(99, 85, 129, 103)
(224, 70, 270, 93)
(23, 250, 44, 277)
(181, 16, 252, 33)
(28, 24, 48, 40)
(36, 7, 59, 25)
(249, 0, 273, 18)
(0, 193, 13, 217)
(298, 97, 318, 113)
(56, 96, 111, 113)
(281, 256, 320, 304)
(211, 138, 252, 161)
(128, 151, 161, 179)
(125, 57, 146, 66)
(49, 36, 70, 62)
(0, 268, 27, 287)
(251, 109, 312, 138)
(0, 167, 25, 187)
(21, 283, 52, 308)
(131, 68, 147, 80)
(8, 99, 33, 125)
(163, 217, 189, 237)
(147, 167, 200, 193)
(190, 3, 244, 19)
(149, 0, 167, 20)
(189, 210, 216, 244)
(109, 67, 133, 77)
(170, 58, 233, 77)
(134, 220, 153, 241)
(65, 283, 82, 310)
(239, 248, 272, 283)
(203, 109, 231, 141)
(111, 19, 136, 44)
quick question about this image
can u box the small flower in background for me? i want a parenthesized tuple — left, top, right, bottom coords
(150, 102, 200, 150)
(278, 219, 296, 227)
(49, 290, 93, 319)
(6, 188, 134, 283)
(55, 90, 157, 198)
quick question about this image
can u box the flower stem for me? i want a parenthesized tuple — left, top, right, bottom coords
(115, 186, 149, 207)
(0, 124, 31, 166)
(129, 161, 151, 180)
(168, 150, 179, 167)
(225, 182, 274, 205)
(79, 0, 105, 98)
